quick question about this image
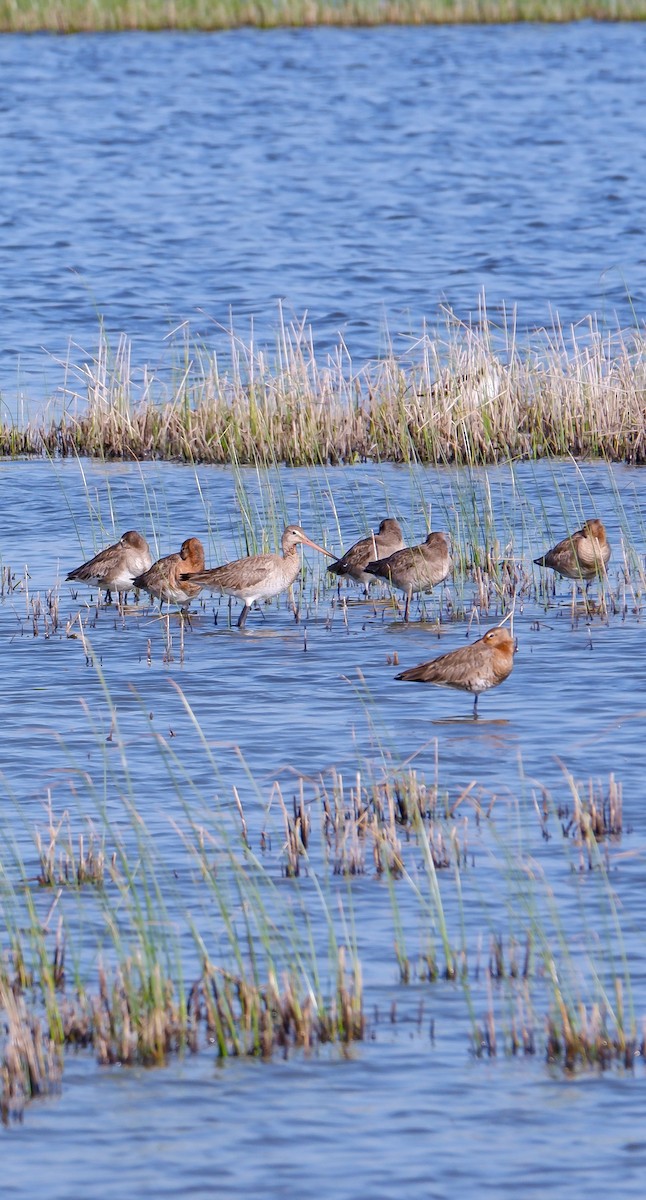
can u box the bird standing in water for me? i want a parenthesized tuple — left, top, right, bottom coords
(67, 530, 152, 604)
(328, 518, 404, 592)
(365, 531, 452, 621)
(534, 518, 610, 583)
(396, 627, 516, 718)
(184, 525, 333, 628)
(133, 537, 205, 614)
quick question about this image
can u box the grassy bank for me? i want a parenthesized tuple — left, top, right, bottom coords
(5, 310, 646, 466)
(0, 0, 643, 32)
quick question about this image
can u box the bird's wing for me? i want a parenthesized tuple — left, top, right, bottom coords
(576, 534, 608, 570)
(134, 552, 178, 589)
(329, 536, 372, 573)
(367, 545, 428, 579)
(397, 642, 487, 684)
(191, 553, 279, 591)
(67, 543, 120, 581)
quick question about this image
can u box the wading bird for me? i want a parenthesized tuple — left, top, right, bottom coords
(396, 627, 515, 718)
(67, 530, 152, 604)
(184, 525, 333, 628)
(365, 531, 452, 621)
(328, 518, 404, 592)
(133, 537, 205, 613)
(533, 518, 611, 585)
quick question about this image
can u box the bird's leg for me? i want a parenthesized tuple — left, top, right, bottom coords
(181, 604, 193, 628)
(289, 584, 300, 624)
(238, 604, 250, 629)
(104, 588, 113, 605)
(473, 694, 479, 719)
(404, 590, 411, 623)
(597, 574, 608, 617)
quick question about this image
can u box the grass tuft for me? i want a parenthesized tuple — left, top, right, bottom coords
(5, 309, 646, 466)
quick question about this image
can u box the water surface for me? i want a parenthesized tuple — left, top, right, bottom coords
(2, 17, 646, 1193)
(1, 23, 645, 403)
(1, 457, 645, 1195)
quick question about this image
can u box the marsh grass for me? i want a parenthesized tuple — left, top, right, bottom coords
(0, 658, 643, 1124)
(195, 950, 364, 1057)
(485, 797, 637, 1069)
(533, 770, 624, 852)
(475, 975, 639, 1069)
(1, 797, 366, 1120)
(6, 455, 645, 657)
(34, 797, 113, 888)
(20, 343, 646, 641)
(0, 0, 644, 32)
(27, 589, 61, 639)
(314, 767, 469, 877)
(0, 981, 62, 1125)
(7, 308, 646, 467)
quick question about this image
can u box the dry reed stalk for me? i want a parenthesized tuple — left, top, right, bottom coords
(276, 782, 310, 877)
(320, 768, 466, 876)
(0, 981, 62, 1124)
(197, 951, 363, 1057)
(91, 957, 184, 1067)
(545, 998, 636, 1070)
(475, 984, 638, 1068)
(536, 773, 624, 851)
(6, 312, 646, 465)
(562, 774, 623, 843)
(34, 798, 111, 888)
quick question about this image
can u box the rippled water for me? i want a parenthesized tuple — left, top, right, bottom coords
(2, 22, 646, 404)
(1, 456, 646, 1193)
(3, 16, 646, 1193)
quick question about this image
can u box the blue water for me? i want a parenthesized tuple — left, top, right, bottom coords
(1, 23, 645, 404)
(1, 456, 646, 1200)
(0, 451, 638, 1190)
(2, 20, 646, 1197)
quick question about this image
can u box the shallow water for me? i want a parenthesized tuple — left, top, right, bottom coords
(6, 1050, 646, 1200)
(1, 456, 646, 1192)
(3, 16, 646, 1189)
(1, 23, 646, 405)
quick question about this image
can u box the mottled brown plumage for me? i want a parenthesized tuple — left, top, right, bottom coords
(365, 531, 452, 621)
(133, 537, 205, 609)
(328, 518, 404, 589)
(67, 530, 152, 601)
(534, 518, 610, 582)
(396, 627, 515, 717)
(184, 525, 333, 628)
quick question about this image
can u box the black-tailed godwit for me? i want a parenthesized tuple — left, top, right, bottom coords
(328, 518, 404, 592)
(365, 531, 452, 621)
(133, 537, 205, 612)
(396, 627, 515, 717)
(67, 530, 152, 603)
(184, 525, 332, 628)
